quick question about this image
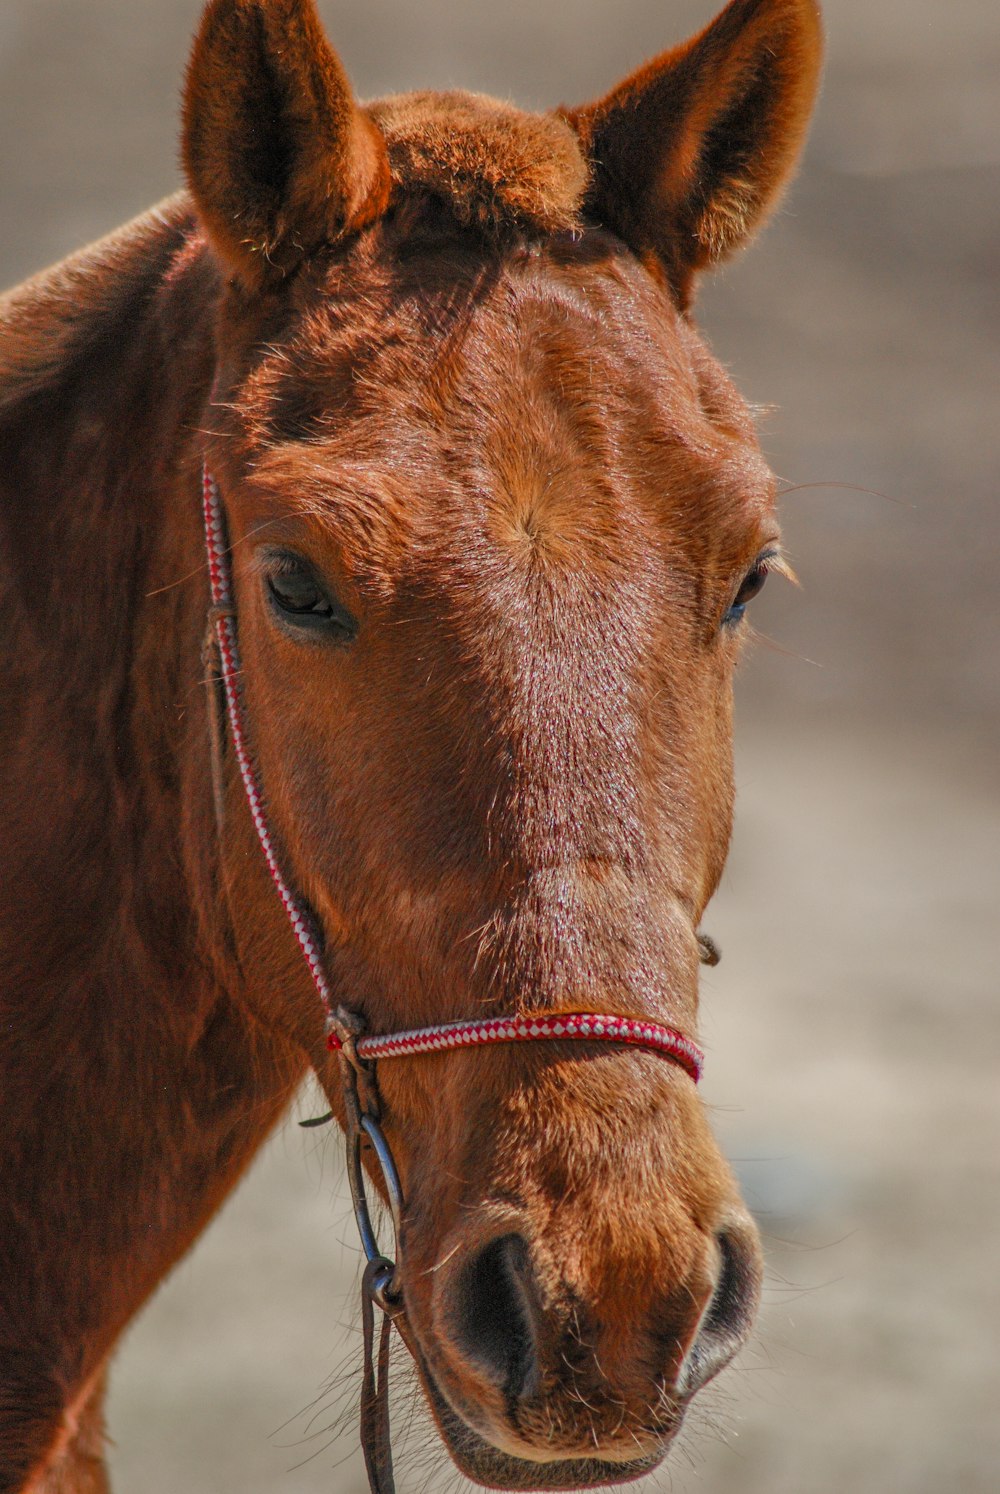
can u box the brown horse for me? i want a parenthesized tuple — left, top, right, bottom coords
(0, 1, 822, 1489)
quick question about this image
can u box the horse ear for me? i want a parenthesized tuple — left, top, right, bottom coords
(562, 0, 822, 306)
(182, 0, 390, 290)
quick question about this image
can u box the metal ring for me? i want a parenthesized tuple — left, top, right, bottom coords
(346, 1113, 404, 1290)
(365, 1255, 402, 1316)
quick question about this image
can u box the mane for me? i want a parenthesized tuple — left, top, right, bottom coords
(367, 91, 588, 237)
(0, 194, 195, 413)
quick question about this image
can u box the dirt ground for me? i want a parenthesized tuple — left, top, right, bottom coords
(2, 2, 998, 1492)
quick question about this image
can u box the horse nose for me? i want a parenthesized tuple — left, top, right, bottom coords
(675, 1211, 762, 1399)
(434, 1212, 761, 1439)
(450, 1232, 540, 1402)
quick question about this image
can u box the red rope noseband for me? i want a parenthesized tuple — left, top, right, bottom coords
(201, 463, 704, 1085)
(327, 1012, 702, 1083)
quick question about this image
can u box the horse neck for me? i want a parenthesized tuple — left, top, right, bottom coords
(0, 199, 305, 1371)
(0, 197, 217, 980)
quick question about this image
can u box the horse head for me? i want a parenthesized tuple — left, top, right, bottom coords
(181, 0, 821, 1484)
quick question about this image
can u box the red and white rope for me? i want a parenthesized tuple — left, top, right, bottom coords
(202, 464, 337, 1019)
(201, 462, 703, 1085)
(335, 1011, 703, 1083)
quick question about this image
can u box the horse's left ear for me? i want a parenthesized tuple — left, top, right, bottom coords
(561, 0, 823, 307)
(182, 0, 390, 290)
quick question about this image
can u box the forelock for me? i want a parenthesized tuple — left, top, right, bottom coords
(366, 90, 588, 238)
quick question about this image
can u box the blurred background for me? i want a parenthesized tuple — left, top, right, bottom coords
(2, 2, 997, 1491)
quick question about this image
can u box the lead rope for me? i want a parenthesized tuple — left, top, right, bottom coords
(361, 1260, 402, 1494)
(200, 460, 712, 1492)
(334, 1014, 405, 1494)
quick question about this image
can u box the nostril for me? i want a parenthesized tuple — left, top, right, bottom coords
(703, 1226, 758, 1341)
(677, 1220, 762, 1399)
(451, 1233, 539, 1402)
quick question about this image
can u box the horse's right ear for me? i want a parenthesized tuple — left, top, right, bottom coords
(182, 0, 390, 290)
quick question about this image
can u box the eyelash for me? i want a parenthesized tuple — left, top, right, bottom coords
(264, 553, 358, 641)
(722, 552, 777, 627)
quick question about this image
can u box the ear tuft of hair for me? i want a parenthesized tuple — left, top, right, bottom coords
(561, 0, 823, 305)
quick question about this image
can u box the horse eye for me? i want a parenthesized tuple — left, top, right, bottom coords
(723, 557, 772, 626)
(265, 557, 357, 641)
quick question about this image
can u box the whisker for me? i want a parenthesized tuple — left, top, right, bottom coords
(144, 518, 284, 598)
(777, 478, 907, 507)
(748, 627, 824, 666)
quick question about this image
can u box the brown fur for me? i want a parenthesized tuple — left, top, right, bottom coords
(0, 1, 822, 1489)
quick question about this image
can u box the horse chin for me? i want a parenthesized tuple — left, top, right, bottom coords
(409, 1338, 669, 1492)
